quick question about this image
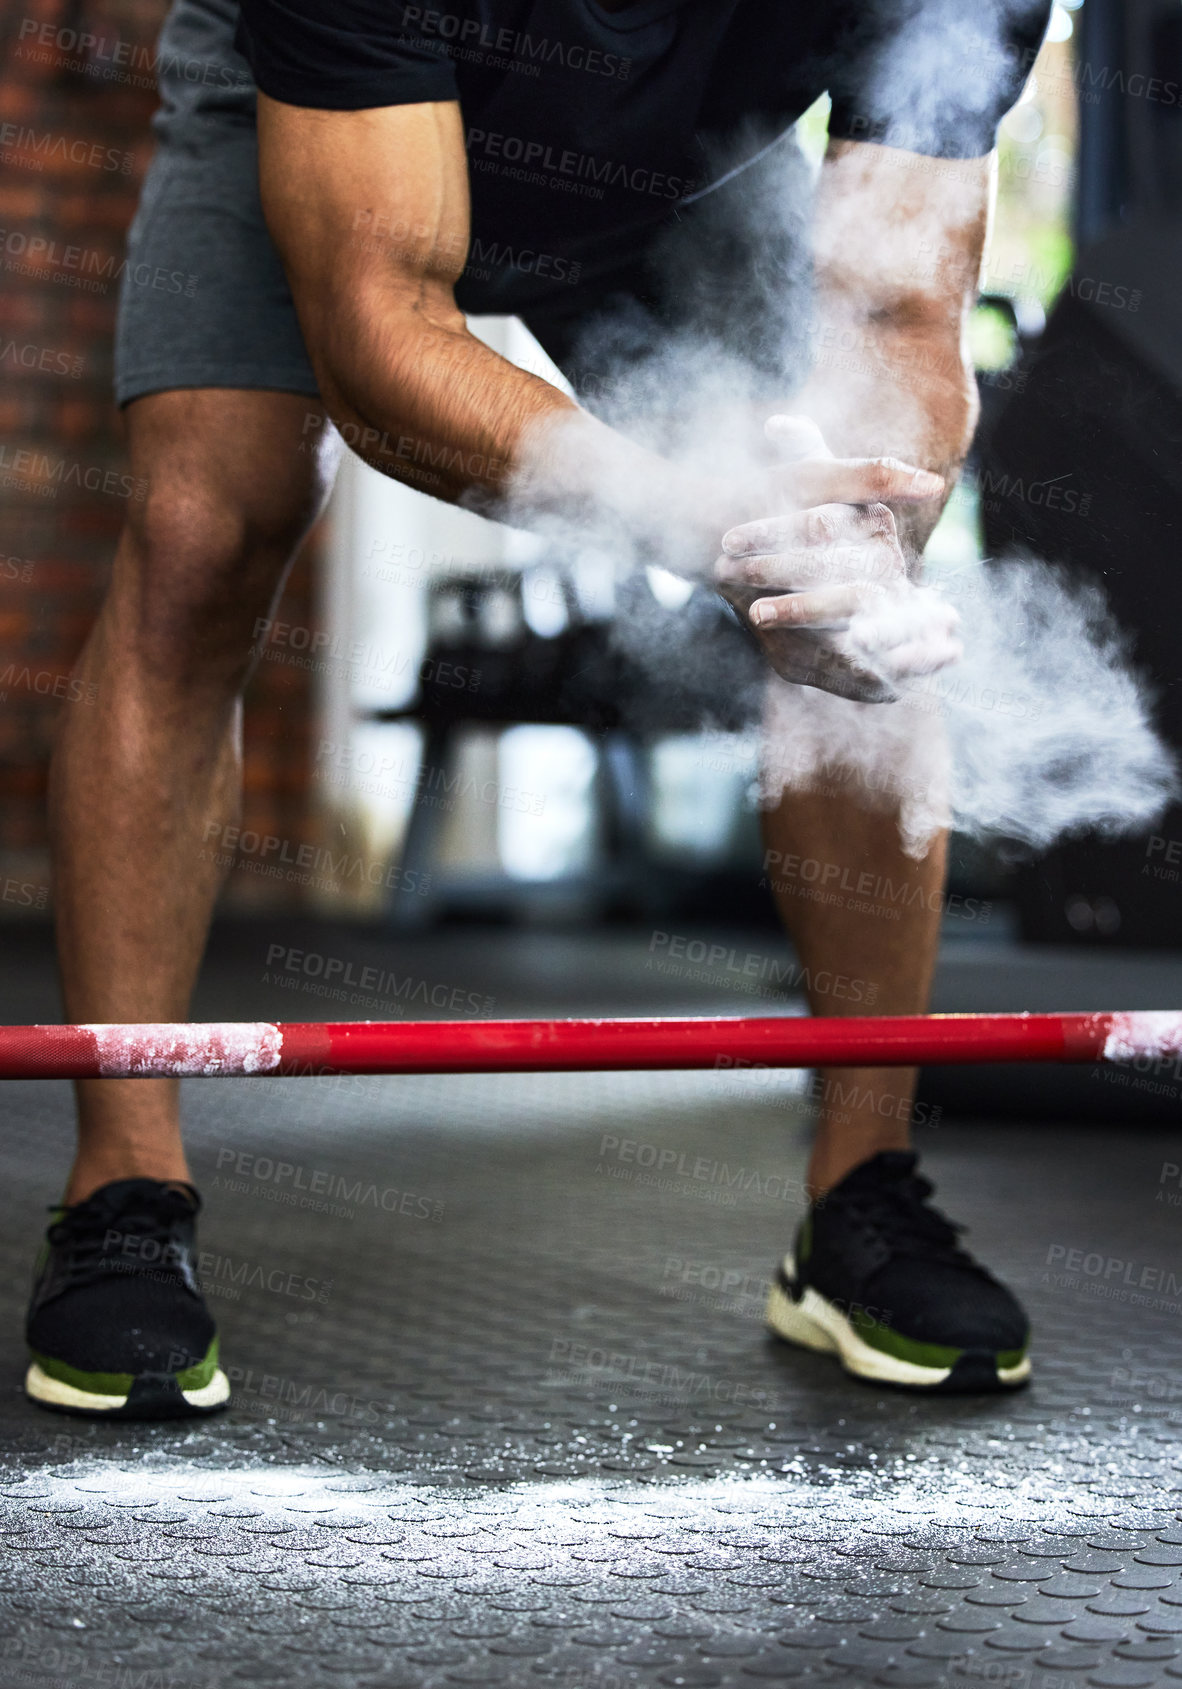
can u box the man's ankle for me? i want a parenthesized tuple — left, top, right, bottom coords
(65, 1154, 191, 1206)
(806, 1123, 911, 1202)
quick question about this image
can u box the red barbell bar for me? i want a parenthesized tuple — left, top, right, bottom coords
(0, 1011, 1180, 1079)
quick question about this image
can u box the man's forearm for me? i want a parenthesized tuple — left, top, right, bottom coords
(796, 314, 978, 567)
(311, 292, 734, 577)
(869, 325, 977, 564)
(310, 275, 568, 505)
(798, 141, 989, 567)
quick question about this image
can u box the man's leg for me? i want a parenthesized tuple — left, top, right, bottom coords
(760, 704, 1030, 1390)
(49, 387, 335, 1203)
(761, 785, 946, 1196)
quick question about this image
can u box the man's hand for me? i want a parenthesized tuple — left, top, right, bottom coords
(713, 417, 961, 702)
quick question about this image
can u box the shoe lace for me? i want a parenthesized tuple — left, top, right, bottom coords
(47, 1185, 197, 1291)
(825, 1170, 973, 1267)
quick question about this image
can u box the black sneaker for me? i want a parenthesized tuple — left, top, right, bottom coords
(25, 1178, 230, 1418)
(766, 1151, 1031, 1391)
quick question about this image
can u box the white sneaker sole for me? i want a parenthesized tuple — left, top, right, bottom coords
(25, 1361, 231, 1414)
(766, 1259, 1031, 1390)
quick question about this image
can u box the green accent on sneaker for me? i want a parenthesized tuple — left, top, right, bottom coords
(28, 1336, 220, 1400)
(177, 1337, 220, 1392)
(849, 1308, 1026, 1371)
(29, 1353, 133, 1398)
(797, 1213, 813, 1266)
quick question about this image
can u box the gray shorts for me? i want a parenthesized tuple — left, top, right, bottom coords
(113, 0, 319, 405)
(114, 0, 807, 408)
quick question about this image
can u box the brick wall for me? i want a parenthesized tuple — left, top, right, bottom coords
(0, 0, 324, 916)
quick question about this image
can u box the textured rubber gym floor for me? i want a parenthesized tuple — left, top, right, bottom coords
(1, 922, 1181, 1689)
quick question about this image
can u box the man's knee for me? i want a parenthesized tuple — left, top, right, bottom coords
(120, 484, 309, 681)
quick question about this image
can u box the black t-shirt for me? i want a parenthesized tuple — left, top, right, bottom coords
(236, 0, 1051, 313)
